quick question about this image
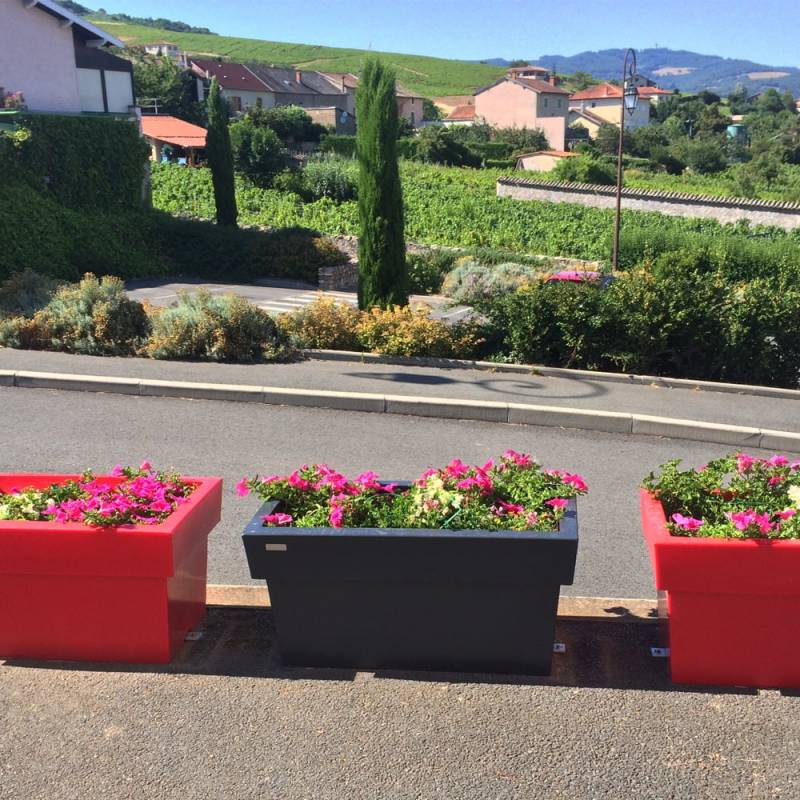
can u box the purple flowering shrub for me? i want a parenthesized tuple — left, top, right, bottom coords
(238, 451, 588, 531)
(643, 454, 800, 539)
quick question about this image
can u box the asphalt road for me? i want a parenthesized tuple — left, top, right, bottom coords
(0, 385, 785, 598)
(2, 347, 798, 433)
(1, 607, 798, 800)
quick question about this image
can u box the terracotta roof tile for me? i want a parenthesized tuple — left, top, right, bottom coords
(446, 104, 477, 120)
(140, 115, 207, 148)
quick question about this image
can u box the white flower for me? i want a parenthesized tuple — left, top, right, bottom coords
(788, 485, 800, 508)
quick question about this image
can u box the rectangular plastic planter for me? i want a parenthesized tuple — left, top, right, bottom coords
(0, 473, 223, 664)
(243, 497, 578, 674)
(640, 488, 800, 688)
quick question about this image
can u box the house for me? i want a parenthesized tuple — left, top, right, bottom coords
(432, 95, 473, 116)
(507, 65, 551, 81)
(142, 42, 180, 59)
(304, 106, 356, 135)
(516, 150, 579, 172)
(474, 75, 570, 150)
(319, 72, 424, 126)
(567, 108, 608, 138)
(189, 59, 273, 112)
(442, 104, 476, 126)
(140, 114, 206, 165)
(248, 66, 352, 112)
(569, 83, 651, 131)
(637, 86, 674, 105)
(0, 0, 135, 114)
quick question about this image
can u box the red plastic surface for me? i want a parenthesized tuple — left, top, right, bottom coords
(0, 474, 222, 663)
(640, 489, 800, 688)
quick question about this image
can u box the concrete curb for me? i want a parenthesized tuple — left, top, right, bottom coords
(304, 349, 800, 401)
(206, 584, 658, 623)
(2, 368, 799, 451)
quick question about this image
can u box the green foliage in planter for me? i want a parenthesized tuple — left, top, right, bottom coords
(14, 114, 149, 210)
(0, 273, 149, 355)
(356, 57, 408, 308)
(643, 454, 800, 539)
(144, 290, 294, 362)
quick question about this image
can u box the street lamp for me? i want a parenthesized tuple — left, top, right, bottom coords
(611, 48, 639, 269)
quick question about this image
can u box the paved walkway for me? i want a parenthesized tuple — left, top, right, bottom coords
(1, 347, 798, 433)
(2, 605, 798, 799)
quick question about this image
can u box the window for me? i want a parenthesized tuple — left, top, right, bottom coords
(228, 95, 242, 112)
(543, 98, 548, 108)
(558, 99, 562, 108)
(591, 101, 596, 108)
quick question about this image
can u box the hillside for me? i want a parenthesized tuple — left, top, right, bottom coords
(492, 48, 800, 96)
(88, 19, 506, 97)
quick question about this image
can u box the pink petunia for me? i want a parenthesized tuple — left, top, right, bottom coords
(546, 498, 568, 509)
(671, 513, 704, 531)
(235, 478, 250, 497)
(768, 455, 789, 467)
(263, 513, 293, 526)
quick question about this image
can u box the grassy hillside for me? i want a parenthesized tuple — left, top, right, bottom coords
(91, 19, 506, 97)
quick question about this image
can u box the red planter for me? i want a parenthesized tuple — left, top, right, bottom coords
(0, 473, 223, 663)
(640, 488, 800, 688)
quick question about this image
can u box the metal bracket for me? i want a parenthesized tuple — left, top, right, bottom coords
(553, 642, 566, 654)
(650, 646, 670, 658)
(185, 631, 203, 641)
(265, 543, 287, 552)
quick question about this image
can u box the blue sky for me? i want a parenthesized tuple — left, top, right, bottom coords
(103, 0, 800, 66)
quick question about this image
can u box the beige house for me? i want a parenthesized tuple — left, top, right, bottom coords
(516, 150, 579, 172)
(442, 104, 476, 126)
(474, 76, 570, 150)
(569, 83, 651, 131)
(319, 72, 424, 127)
(0, 0, 134, 114)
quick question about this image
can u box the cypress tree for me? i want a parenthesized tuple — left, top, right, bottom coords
(206, 77, 238, 227)
(356, 57, 408, 309)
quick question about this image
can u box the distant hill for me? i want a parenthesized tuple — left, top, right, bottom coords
(85, 19, 505, 97)
(490, 48, 800, 96)
(55, 2, 216, 34)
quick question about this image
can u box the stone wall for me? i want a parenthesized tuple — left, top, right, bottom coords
(496, 177, 800, 231)
(318, 262, 358, 291)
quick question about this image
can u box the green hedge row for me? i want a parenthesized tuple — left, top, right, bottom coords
(0, 182, 346, 284)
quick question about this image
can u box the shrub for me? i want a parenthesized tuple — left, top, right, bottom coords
(319, 134, 357, 158)
(406, 127, 481, 168)
(230, 120, 284, 187)
(256, 105, 324, 145)
(276, 296, 361, 350)
(441, 258, 542, 305)
(301, 156, 358, 202)
(355, 304, 483, 358)
(406, 250, 458, 294)
(0, 269, 60, 318)
(144, 290, 292, 362)
(0, 273, 149, 355)
(686, 138, 727, 175)
(553, 155, 616, 185)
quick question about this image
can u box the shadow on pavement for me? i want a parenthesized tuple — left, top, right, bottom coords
(1, 606, 758, 696)
(343, 371, 611, 402)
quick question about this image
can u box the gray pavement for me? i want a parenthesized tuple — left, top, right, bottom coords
(1, 346, 799, 433)
(0, 385, 787, 598)
(2, 607, 798, 799)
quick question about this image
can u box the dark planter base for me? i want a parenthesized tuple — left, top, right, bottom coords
(243, 500, 578, 675)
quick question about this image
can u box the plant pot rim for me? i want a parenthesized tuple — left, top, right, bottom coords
(0, 473, 221, 536)
(640, 488, 800, 551)
(243, 497, 578, 542)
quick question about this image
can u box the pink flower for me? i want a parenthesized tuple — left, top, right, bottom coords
(235, 478, 250, 497)
(736, 453, 758, 473)
(726, 509, 773, 534)
(329, 505, 344, 528)
(561, 472, 588, 492)
(546, 498, 568, 509)
(139, 460, 152, 472)
(111, 464, 124, 477)
(776, 508, 797, 521)
(263, 513, 292, 526)
(768, 455, 789, 467)
(503, 450, 532, 467)
(671, 513, 704, 531)
(444, 458, 470, 478)
(525, 512, 538, 526)
(498, 500, 524, 514)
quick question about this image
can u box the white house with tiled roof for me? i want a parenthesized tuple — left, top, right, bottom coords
(0, 0, 134, 114)
(569, 82, 651, 130)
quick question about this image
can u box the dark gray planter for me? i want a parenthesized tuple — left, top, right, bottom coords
(242, 497, 578, 675)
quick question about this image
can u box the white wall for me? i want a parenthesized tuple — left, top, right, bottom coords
(0, 0, 82, 112)
(104, 69, 134, 112)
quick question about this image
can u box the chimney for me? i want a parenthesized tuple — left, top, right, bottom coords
(549, 73, 558, 87)
(295, 70, 302, 85)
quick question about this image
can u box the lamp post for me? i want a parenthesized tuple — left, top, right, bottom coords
(611, 48, 639, 269)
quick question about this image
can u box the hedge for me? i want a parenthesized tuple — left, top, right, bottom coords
(13, 114, 149, 210)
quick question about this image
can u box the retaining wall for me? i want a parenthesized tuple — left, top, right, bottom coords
(497, 177, 800, 230)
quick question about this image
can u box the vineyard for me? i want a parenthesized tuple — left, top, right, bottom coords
(151, 161, 800, 269)
(87, 19, 506, 97)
